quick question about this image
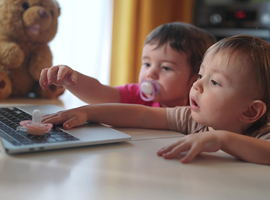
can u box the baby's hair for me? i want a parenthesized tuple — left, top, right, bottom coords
(207, 35, 270, 137)
(144, 22, 217, 75)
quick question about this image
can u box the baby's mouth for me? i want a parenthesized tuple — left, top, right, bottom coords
(190, 97, 199, 108)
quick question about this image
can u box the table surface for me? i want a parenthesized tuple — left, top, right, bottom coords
(0, 95, 270, 200)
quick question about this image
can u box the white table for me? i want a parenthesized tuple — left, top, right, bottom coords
(0, 96, 269, 200)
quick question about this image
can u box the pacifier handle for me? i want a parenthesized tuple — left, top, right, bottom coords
(140, 79, 160, 102)
(32, 109, 42, 127)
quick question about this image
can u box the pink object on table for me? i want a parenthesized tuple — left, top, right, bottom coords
(19, 109, 53, 136)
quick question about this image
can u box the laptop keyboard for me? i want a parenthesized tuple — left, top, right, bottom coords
(0, 107, 79, 146)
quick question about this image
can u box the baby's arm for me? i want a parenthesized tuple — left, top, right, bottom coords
(157, 130, 270, 165)
(42, 103, 168, 130)
(39, 65, 121, 104)
(217, 131, 270, 165)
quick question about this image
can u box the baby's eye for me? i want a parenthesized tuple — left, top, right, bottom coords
(143, 63, 150, 67)
(211, 79, 220, 86)
(162, 66, 171, 71)
(198, 74, 202, 79)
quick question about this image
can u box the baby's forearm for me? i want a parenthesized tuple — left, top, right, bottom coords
(219, 131, 270, 165)
(66, 72, 120, 104)
(84, 104, 168, 129)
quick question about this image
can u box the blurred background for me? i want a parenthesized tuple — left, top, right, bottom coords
(50, 0, 270, 106)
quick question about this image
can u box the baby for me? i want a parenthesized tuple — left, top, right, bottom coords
(42, 35, 270, 165)
(40, 22, 216, 107)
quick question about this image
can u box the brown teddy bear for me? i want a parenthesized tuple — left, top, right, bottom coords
(0, 0, 65, 100)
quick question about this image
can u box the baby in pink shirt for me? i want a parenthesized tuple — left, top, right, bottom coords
(40, 22, 216, 107)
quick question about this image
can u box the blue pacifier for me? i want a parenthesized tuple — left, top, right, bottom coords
(140, 79, 160, 101)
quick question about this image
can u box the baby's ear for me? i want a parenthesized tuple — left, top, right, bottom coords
(240, 100, 267, 123)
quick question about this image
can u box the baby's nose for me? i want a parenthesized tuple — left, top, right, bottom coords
(192, 81, 203, 93)
(147, 67, 158, 79)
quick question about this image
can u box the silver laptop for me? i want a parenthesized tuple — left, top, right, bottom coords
(0, 104, 131, 154)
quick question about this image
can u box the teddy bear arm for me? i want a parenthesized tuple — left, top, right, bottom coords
(29, 44, 52, 80)
(0, 40, 24, 69)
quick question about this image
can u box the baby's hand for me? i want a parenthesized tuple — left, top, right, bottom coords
(157, 131, 222, 163)
(42, 106, 88, 130)
(39, 65, 77, 90)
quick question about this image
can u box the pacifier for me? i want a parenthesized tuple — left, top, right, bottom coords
(140, 79, 160, 101)
(17, 109, 53, 136)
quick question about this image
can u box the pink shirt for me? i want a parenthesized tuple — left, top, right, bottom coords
(117, 84, 160, 107)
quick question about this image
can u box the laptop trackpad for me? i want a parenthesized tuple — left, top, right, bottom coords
(65, 123, 131, 142)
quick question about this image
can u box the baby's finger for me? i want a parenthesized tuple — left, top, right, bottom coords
(69, 71, 77, 86)
(63, 116, 85, 130)
(180, 144, 201, 163)
(42, 113, 65, 124)
(47, 65, 60, 84)
(39, 68, 49, 89)
(157, 140, 183, 156)
(162, 142, 191, 159)
(57, 65, 71, 83)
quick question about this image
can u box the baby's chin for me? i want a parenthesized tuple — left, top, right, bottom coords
(191, 112, 205, 124)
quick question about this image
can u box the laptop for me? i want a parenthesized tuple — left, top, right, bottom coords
(0, 104, 131, 154)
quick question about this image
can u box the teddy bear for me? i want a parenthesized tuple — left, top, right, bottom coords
(0, 0, 65, 100)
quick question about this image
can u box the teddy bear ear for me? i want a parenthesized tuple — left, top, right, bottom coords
(58, 6, 61, 17)
(54, 0, 61, 17)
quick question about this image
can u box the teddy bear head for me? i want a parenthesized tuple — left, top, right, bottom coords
(0, 0, 60, 43)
